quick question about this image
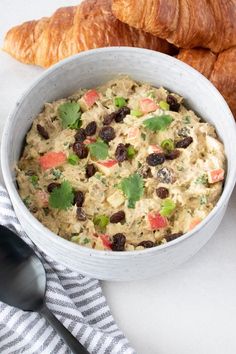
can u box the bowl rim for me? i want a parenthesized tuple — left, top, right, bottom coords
(1, 46, 236, 258)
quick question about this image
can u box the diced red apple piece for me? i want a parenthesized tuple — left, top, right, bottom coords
(83, 89, 100, 108)
(207, 168, 225, 184)
(97, 159, 117, 168)
(39, 151, 66, 170)
(96, 159, 118, 175)
(148, 144, 163, 154)
(84, 137, 96, 145)
(36, 190, 49, 207)
(148, 212, 168, 230)
(140, 98, 158, 113)
(99, 234, 112, 249)
(189, 217, 202, 230)
(127, 127, 140, 139)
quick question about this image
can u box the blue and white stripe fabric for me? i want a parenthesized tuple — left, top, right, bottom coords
(0, 185, 135, 354)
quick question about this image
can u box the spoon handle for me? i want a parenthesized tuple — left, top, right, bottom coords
(40, 305, 89, 354)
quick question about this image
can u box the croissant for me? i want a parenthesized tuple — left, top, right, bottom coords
(112, 0, 236, 53)
(3, 0, 174, 68)
(177, 47, 236, 118)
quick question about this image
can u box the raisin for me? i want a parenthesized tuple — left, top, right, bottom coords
(156, 187, 169, 199)
(111, 233, 126, 251)
(76, 207, 87, 221)
(75, 128, 86, 142)
(138, 165, 152, 178)
(137, 240, 155, 248)
(165, 149, 181, 160)
(103, 112, 116, 125)
(146, 153, 165, 166)
(74, 191, 84, 207)
(99, 126, 116, 142)
(37, 124, 49, 139)
(166, 95, 180, 112)
(47, 182, 60, 193)
(73, 142, 88, 158)
(157, 167, 175, 184)
(115, 143, 128, 162)
(165, 232, 183, 242)
(114, 106, 130, 123)
(86, 163, 97, 178)
(85, 121, 97, 136)
(110, 211, 125, 223)
(175, 136, 193, 149)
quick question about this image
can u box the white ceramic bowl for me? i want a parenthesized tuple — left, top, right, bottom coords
(1, 47, 236, 281)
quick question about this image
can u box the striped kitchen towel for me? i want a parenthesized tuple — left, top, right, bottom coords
(0, 185, 135, 354)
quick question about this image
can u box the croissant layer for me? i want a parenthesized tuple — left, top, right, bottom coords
(112, 0, 236, 53)
(177, 47, 236, 118)
(3, 0, 174, 68)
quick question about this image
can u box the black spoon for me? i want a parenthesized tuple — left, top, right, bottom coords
(0, 225, 89, 354)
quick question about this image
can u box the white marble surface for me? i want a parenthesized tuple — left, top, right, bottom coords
(0, 1, 236, 353)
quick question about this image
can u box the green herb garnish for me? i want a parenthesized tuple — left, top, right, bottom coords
(161, 139, 174, 152)
(200, 195, 207, 205)
(177, 165, 184, 172)
(143, 115, 173, 132)
(114, 97, 126, 108)
(195, 174, 208, 185)
(58, 102, 81, 129)
(29, 175, 39, 187)
(23, 196, 30, 208)
(183, 116, 191, 124)
(160, 199, 176, 216)
(51, 169, 62, 180)
(159, 101, 170, 111)
(131, 109, 143, 117)
(82, 238, 90, 245)
(71, 235, 80, 243)
(88, 141, 108, 160)
(94, 173, 102, 180)
(68, 154, 79, 165)
(93, 215, 109, 229)
(127, 145, 136, 159)
(120, 173, 144, 209)
(141, 133, 146, 141)
(147, 91, 156, 98)
(49, 181, 74, 210)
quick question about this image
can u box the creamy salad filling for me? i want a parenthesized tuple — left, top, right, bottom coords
(17, 77, 226, 251)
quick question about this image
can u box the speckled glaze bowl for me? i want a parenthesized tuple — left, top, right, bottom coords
(1, 47, 236, 281)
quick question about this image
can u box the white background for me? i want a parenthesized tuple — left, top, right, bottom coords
(0, 1, 236, 353)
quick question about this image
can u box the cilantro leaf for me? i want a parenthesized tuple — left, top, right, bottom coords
(49, 181, 74, 210)
(58, 102, 81, 129)
(88, 141, 108, 160)
(143, 115, 173, 132)
(120, 173, 144, 208)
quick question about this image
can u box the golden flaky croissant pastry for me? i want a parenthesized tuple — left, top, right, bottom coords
(177, 47, 236, 118)
(3, 0, 174, 68)
(112, 0, 236, 53)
